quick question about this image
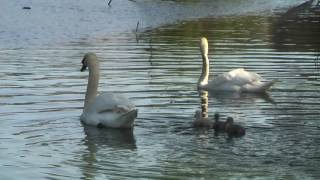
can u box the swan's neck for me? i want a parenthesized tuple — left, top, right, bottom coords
(198, 54, 209, 87)
(84, 61, 99, 109)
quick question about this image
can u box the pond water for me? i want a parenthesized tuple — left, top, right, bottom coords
(1, 1, 320, 179)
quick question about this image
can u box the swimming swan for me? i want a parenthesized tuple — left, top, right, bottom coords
(80, 53, 137, 128)
(198, 37, 276, 93)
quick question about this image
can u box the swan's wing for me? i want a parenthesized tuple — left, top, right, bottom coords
(226, 68, 263, 84)
(97, 106, 131, 114)
(87, 93, 136, 114)
(209, 68, 263, 86)
(81, 93, 137, 128)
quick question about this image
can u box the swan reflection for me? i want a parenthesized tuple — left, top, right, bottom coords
(208, 91, 275, 105)
(83, 125, 136, 150)
(80, 126, 136, 179)
(193, 90, 213, 129)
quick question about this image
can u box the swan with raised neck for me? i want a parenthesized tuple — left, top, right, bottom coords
(80, 52, 137, 128)
(197, 37, 276, 93)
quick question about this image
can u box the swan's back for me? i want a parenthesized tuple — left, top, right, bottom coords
(81, 93, 137, 128)
(207, 68, 275, 92)
(85, 93, 135, 112)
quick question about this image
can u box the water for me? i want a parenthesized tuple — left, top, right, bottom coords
(1, 0, 320, 179)
(0, 0, 306, 48)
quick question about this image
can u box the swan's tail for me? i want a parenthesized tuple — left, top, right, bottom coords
(260, 79, 277, 91)
(115, 109, 138, 128)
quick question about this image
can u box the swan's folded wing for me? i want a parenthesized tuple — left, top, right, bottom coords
(225, 68, 263, 85)
(86, 93, 136, 114)
(97, 105, 133, 114)
(208, 72, 232, 87)
(207, 68, 244, 86)
(207, 68, 264, 90)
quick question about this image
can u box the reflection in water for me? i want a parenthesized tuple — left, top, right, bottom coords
(199, 90, 209, 119)
(81, 126, 136, 179)
(272, 0, 320, 52)
(272, 0, 320, 83)
(316, 53, 320, 76)
(193, 90, 213, 129)
(1, 0, 320, 179)
(209, 91, 276, 105)
(83, 126, 136, 151)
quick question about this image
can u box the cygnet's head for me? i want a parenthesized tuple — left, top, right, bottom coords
(226, 117, 234, 124)
(194, 110, 202, 119)
(81, 52, 97, 72)
(214, 113, 220, 121)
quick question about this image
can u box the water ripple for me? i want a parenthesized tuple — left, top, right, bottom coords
(1, 3, 320, 179)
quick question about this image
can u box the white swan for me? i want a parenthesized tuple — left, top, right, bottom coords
(198, 37, 276, 93)
(80, 53, 137, 128)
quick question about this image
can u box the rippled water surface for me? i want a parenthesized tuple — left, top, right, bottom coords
(1, 1, 320, 179)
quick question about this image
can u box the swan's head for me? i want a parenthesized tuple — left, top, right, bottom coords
(81, 52, 97, 72)
(200, 37, 208, 57)
(226, 117, 234, 124)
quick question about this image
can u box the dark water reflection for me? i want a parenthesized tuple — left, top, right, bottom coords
(80, 127, 136, 179)
(272, 0, 320, 52)
(1, 1, 320, 179)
